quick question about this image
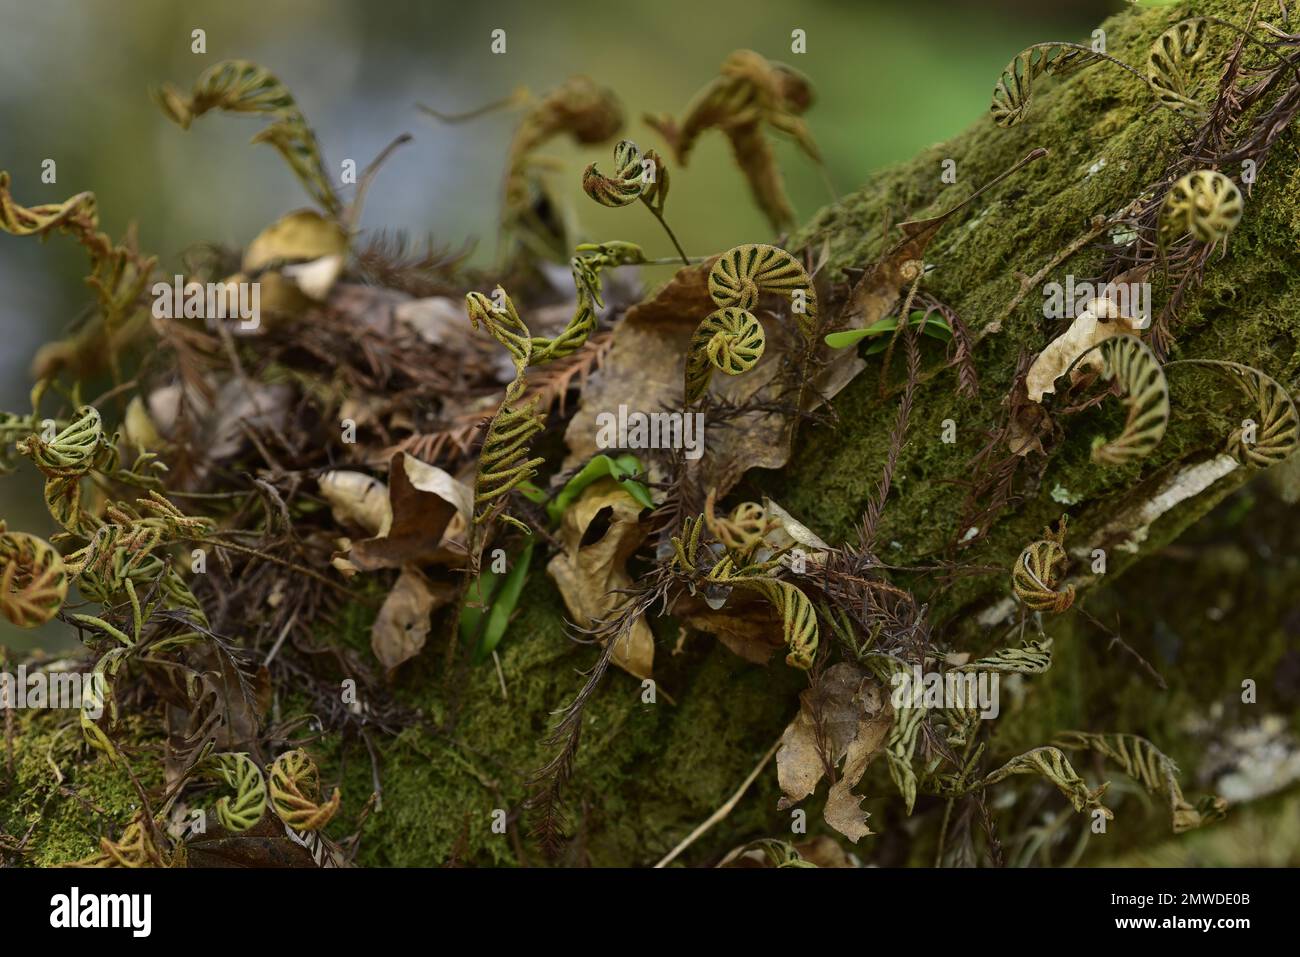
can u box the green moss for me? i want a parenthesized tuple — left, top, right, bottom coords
(309, 574, 805, 866)
(770, 0, 1300, 624)
(1, 710, 164, 866)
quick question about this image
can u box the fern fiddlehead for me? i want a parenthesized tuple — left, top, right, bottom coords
(1160, 170, 1243, 245)
(155, 60, 341, 217)
(205, 752, 269, 833)
(268, 749, 341, 832)
(1168, 359, 1299, 467)
(1013, 516, 1075, 613)
(583, 141, 687, 264)
(1087, 335, 1170, 465)
(1055, 731, 1226, 832)
(1147, 19, 1210, 113)
(670, 513, 818, 669)
(990, 42, 1147, 128)
(0, 529, 69, 628)
(685, 244, 816, 405)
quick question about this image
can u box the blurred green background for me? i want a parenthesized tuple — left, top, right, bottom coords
(0, 0, 1135, 650)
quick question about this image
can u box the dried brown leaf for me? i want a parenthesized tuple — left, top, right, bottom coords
(545, 479, 653, 678)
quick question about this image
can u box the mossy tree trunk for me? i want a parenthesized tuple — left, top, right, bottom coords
(8, 0, 1297, 867)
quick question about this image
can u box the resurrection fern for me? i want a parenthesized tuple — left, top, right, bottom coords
(268, 749, 341, 832)
(1148, 19, 1210, 113)
(977, 747, 1111, 818)
(16, 405, 111, 478)
(80, 646, 129, 760)
(733, 577, 818, 670)
(583, 141, 687, 263)
(669, 513, 818, 669)
(465, 241, 646, 538)
(685, 308, 766, 404)
(1012, 516, 1075, 613)
(69, 812, 170, 868)
(956, 638, 1053, 674)
(1159, 170, 1243, 244)
(886, 680, 925, 814)
(703, 495, 772, 556)
(583, 139, 649, 206)
(155, 60, 341, 217)
(1055, 731, 1226, 833)
(505, 77, 624, 262)
(1169, 359, 1299, 467)
(1088, 335, 1169, 465)
(0, 174, 157, 377)
(532, 241, 646, 363)
(686, 243, 817, 404)
(646, 50, 824, 232)
(990, 43, 1145, 128)
(0, 529, 69, 628)
(465, 290, 545, 536)
(723, 839, 817, 868)
(206, 752, 269, 833)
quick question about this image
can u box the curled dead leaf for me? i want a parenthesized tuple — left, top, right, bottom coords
(318, 470, 391, 537)
(775, 662, 892, 843)
(350, 453, 473, 571)
(371, 566, 456, 671)
(1026, 299, 1141, 403)
(546, 478, 654, 678)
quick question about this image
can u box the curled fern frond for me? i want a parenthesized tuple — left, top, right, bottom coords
(990, 43, 1123, 128)
(0, 530, 69, 628)
(205, 752, 269, 833)
(466, 289, 533, 367)
(1160, 170, 1243, 244)
(887, 689, 925, 814)
(685, 243, 816, 405)
(703, 494, 770, 555)
(583, 140, 666, 208)
(0, 171, 97, 235)
(1147, 19, 1209, 113)
(980, 746, 1111, 817)
(155, 60, 341, 217)
(68, 813, 169, 868)
(708, 243, 818, 334)
(269, 749, 341, 832)
(733, 576, 818, 669)
(648, 50, 821, 232)
(1171, 359, 1299, 467)
(0, 177, 157, 378)
(1090, 335, 1169, 465)
(685, 308, 766, 404)
(1013, 516, 1075, 614)
(16, 406, 110, 478)
(956, 638, 1053, 674)
(80, 647, 129, 760)
(1055, 731, 1226, 832)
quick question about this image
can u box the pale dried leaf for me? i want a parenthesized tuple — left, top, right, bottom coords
(371, 567, 455, 671)
(545, 478, 653, 678)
